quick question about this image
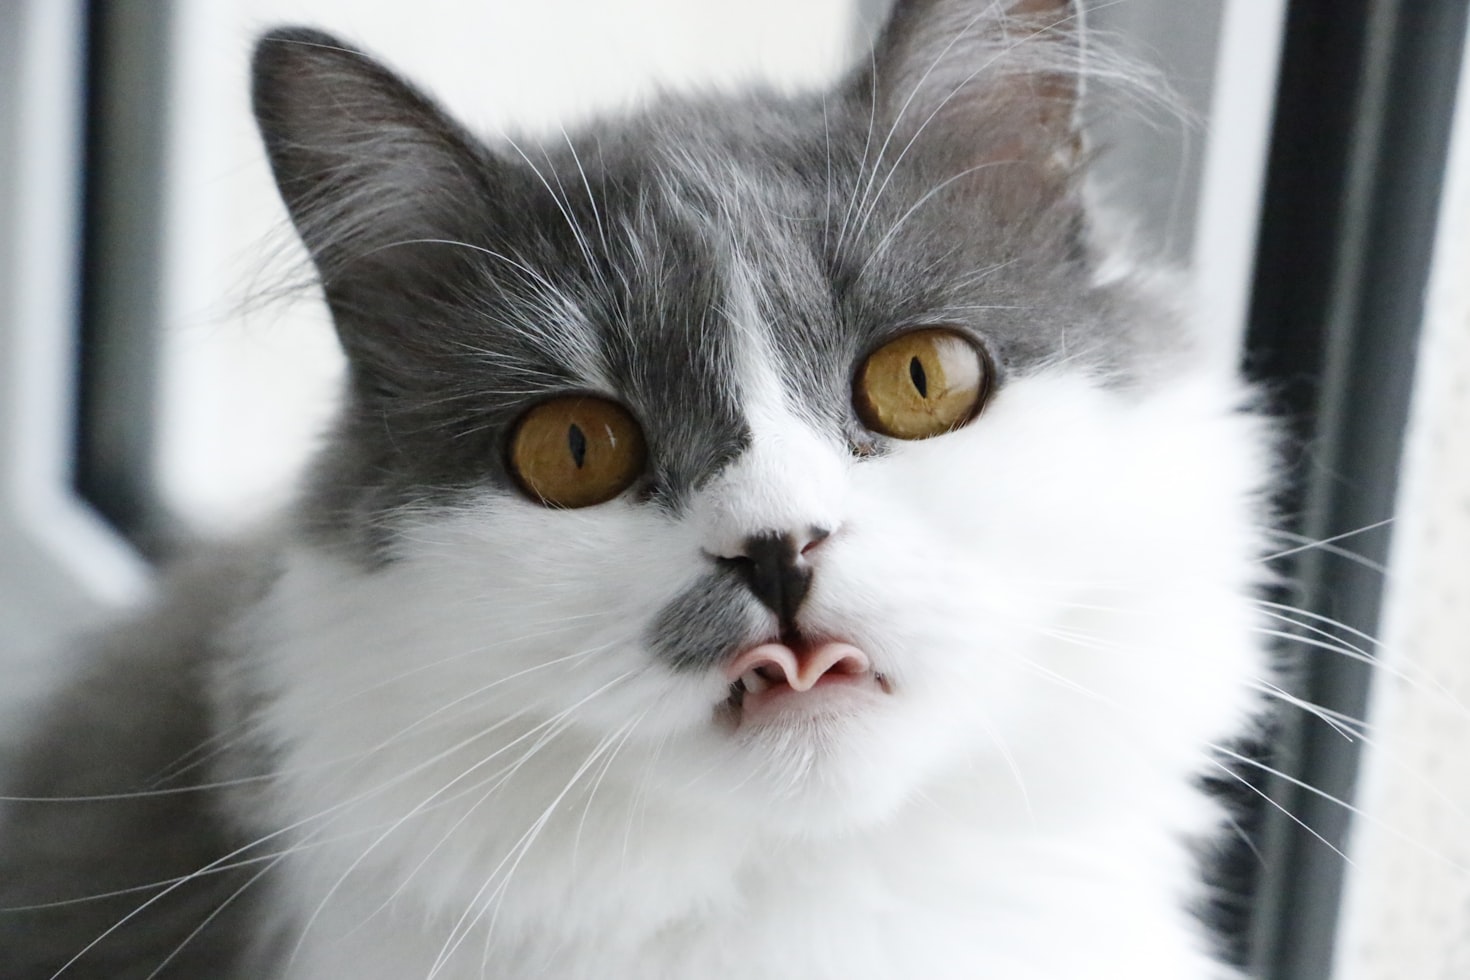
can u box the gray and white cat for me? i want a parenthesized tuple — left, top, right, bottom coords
(0, 1, 1271, 977)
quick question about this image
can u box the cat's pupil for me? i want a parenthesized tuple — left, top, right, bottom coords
(909, 356, 928, 399)
(568, 424, 588, 469)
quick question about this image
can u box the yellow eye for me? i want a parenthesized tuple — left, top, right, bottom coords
(508, 396, 647, 508)
(853, 328, 991, 440)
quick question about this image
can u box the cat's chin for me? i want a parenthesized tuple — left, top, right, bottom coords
(685, 663, 922, 835)
(712, 726, 925, 837)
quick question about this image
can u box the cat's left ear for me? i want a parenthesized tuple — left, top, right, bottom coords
(860, 0, 1086, 210)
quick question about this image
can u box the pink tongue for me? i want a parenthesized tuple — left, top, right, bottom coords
(725, 641, 870, 693)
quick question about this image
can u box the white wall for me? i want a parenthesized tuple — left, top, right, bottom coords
(1334, 17, 1470, 977)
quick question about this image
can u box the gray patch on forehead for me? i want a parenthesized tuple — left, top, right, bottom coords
(825, 176, 1176, 386)
(649, 569, 765, 673)
(299, 81, 1189, 562)
(595, 180, 755, 507)
(646, 90, 1189, 416)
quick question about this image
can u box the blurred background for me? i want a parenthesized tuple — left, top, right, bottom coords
(1, 1, 1466, 978)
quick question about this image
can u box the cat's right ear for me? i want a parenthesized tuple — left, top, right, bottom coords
(251, 28, 495, 300)
(857, 0, 1087, 216)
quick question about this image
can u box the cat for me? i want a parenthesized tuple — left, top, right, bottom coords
(0, 0, 1271, 976)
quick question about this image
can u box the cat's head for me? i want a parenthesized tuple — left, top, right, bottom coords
(251, 0, 1264, 837)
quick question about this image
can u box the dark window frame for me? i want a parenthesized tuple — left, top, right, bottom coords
(73, 0, 175, 559)
(1243, 2, 1468, 978)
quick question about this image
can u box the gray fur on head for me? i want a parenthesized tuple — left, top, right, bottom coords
(250, 0, 1170, 560)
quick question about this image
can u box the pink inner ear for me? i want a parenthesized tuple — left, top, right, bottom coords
(866, 0, 1086, 218)
(726, 641, 871, 692)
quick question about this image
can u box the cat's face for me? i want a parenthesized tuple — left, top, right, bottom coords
(251, 1, 1264, 840)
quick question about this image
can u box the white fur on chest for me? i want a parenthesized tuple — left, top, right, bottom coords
(270, 768, 1231, 980)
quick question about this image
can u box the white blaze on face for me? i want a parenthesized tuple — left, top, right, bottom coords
(690, 256, 849, 562)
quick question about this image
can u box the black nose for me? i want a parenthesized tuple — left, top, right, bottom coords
(719, 529, 829, 629)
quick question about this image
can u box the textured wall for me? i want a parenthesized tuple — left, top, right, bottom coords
(1334, 31, 1470, 980)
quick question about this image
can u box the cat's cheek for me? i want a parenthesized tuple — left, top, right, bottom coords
(599, 670, 734, 739)
(804, 482, 1046, 683)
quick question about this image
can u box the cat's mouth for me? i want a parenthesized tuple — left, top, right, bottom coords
(721, 637, 891, 727)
